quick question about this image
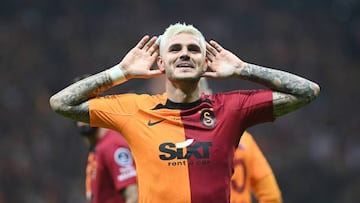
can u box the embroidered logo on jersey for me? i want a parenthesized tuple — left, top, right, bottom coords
(159, 139, 212, 166)
(200, 108, 216, 128)
(114, 148, 133, 166)
(147, 119, 165, 126)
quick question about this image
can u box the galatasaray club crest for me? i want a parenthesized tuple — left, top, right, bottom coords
(200, 108, 216, 128)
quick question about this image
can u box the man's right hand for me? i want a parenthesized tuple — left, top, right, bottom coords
(119, 35, 163, 79)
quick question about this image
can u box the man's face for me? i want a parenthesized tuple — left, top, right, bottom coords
(158, 33, 207, 81)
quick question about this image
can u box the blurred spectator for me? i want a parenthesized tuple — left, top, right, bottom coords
(76, 122, 137, 203)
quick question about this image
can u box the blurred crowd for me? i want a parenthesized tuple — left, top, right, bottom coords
(0, 0, 359, 202)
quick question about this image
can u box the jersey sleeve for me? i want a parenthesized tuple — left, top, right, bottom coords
(89, 94, 136, 130)
(101, 144, 137, 191)
(89, 93, 167, 133)
(215, 89, 275, 131)
(251, 174, 283, 203)
(237, 89, 275, 128)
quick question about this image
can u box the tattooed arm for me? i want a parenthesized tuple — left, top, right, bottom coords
(49, 72, 114, 123)
(49, 35, 162, 123)
(237, 63, 320, 117)
(205, 40, 320, 118)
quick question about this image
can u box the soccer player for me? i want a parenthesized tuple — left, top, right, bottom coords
(50, 22, 320, 202)
(231, 131, 282, 203)
(199, 78, 282, 203)
(76, 121, 138, 203)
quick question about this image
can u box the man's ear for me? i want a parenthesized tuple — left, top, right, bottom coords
(157, 56, 165, 72)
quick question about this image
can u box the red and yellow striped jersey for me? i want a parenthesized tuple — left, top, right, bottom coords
(89, 90, 274, 203)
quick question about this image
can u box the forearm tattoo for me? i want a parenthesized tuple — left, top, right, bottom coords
(240, 63, 320, 117)
(49, 70, 114, 122)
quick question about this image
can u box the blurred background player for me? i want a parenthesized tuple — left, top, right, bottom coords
(74, 74, 138, 203)
(231, 131, 282, 203)
(76, 121, 138, 203)
(199, 78, 282, 203)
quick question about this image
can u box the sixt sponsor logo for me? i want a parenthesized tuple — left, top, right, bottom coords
(159, 139, 212, 166)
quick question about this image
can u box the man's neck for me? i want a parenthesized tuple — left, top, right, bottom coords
(166, 80, 201, 103)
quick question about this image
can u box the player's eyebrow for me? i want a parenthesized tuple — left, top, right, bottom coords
(168, 44, 182, 51)
(187, 44, 201, 52)
(167, 43, 201, 52)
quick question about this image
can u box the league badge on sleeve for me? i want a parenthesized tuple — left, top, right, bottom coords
(114, 148, 133, 166)
(114, 148, 137, 181)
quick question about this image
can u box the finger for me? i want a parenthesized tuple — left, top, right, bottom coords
(148, 37, 160, 56)
(209, 40, 223, 52)
(206, 42, 217, 56)
(150, 49, 159, 57)
(206, 51, 214, 62)
(144, 36, 158, 51)
(206, 44, 217, 62)
(136, 35, 150, 49)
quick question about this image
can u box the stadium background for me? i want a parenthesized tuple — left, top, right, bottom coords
(0, 0, 359, 202)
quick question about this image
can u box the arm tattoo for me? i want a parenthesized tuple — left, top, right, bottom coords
(239, 63, 320, 117)
(49, 70, 115, 123)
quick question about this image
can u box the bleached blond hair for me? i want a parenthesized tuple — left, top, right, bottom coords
(158, 22, 206, 56)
